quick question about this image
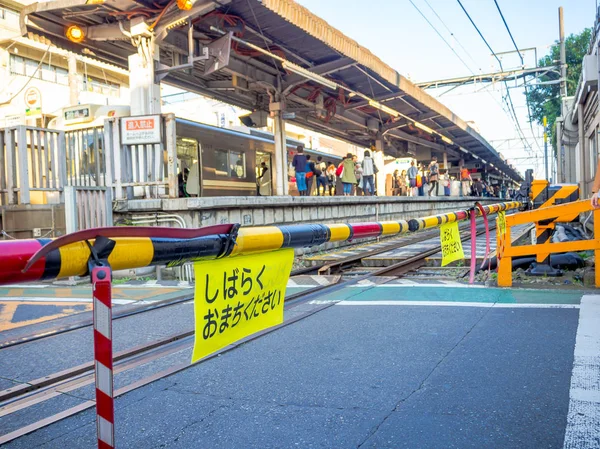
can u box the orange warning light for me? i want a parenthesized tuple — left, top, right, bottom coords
(177, 0, 194, 10)
(65, 25, 85, 43)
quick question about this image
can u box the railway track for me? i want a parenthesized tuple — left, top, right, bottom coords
(0, 219, 495, 444)
(0, 224, 461, 350)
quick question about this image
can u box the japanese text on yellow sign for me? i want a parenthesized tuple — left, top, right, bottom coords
(497, 211, 506, 236)
(440, 222, 465, 266)
(191, 249, 294, 363)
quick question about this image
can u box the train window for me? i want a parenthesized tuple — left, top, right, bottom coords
(214, 149, 246, 178)
(215, 149, 229, 176)
(229, 151, 245, 178)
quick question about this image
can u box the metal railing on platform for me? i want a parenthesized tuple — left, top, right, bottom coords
(0, 126, 66, 205)
(0, 115, 179, 206)
(64, 186, 114, 234)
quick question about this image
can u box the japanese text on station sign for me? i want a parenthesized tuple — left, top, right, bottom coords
(191, 249, 294, 363)
(440, 221, 465, 267)
(120, 115, 161, 144)
(497, 211, 506, 236)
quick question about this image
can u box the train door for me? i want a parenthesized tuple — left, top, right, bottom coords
(177, 137, 201, 197)
(256, 151, 272, 196)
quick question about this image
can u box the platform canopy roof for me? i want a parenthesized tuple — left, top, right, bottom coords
(19, 0, 522, 182)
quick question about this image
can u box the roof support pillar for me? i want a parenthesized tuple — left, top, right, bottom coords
(68, 53, 79, 106)
(128, 37, 161, 115)
(271, 95, 289, 196)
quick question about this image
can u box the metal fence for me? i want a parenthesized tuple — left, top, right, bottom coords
(64, 186, 113, 233)
(65, 127, 106, 188)
(0, 114, 178, 205)
(105, 114, 177, 200)
(0, 126, 66, 205)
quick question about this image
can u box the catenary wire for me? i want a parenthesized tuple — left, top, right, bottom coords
(455, 0, 533, 156)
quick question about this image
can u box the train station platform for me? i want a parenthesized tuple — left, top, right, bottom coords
(1, 281, 598, 448)
(115, 196, 500, 232)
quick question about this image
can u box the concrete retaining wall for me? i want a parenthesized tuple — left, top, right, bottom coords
(115, 196, 498, 255)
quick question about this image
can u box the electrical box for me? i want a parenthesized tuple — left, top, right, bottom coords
(580, 54, 598, 102)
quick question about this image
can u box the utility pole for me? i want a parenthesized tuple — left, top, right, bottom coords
(559, 7, 567, 98)
(544, 115, 549, 181)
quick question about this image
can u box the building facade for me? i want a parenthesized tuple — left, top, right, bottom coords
(557, 8, 600, 197)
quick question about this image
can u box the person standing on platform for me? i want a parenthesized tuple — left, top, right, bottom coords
(316, 156, 328, 196)
(417, 164, 426, 196)
(326, 163, 336, 196)
(460, 166, 472, 197)
(361, 150, 376, 196)
(305, 155, 316, 196)
(353, 155, 363, 196)
(257, 162, 269, 196)
(407, 160, 418, 196)
(339, 153, 357, 196)
(327, 164, 337, 196)
(428, 156, 439, 196)
(474, 178, 484, 197)
(399, 169, 408, 196)
(392, 169, 401, 195)
(292, 146, 308, 196)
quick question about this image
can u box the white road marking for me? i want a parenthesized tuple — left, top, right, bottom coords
(287, 279, 298, 287)
(563, 294, 600, 449)
(347, 283, 485, 289)
(336, 300, 580, 309)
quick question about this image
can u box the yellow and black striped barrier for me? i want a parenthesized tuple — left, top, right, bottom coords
(0, 201, 521, 286)
(407, 202, 521, 232)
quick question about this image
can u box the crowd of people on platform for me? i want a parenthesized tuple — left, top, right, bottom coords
(291, 147, 380, 196)
(290, 146, 514, 198)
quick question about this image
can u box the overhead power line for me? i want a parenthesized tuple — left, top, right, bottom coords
(456, 0, 502, 68)
(455, 0, 533, 155)
(408, 0, 475, 76)
(493, 0, 524, 65)
(422, 0, 482, 72)
(491, 0, 543, 154)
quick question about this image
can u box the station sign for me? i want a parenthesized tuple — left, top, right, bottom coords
(24, 87, 42, 117)
(2, 113, 24, 127)
(120, 115, 161, 145)
(64, 106, 92, 125)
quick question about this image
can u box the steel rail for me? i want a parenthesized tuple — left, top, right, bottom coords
(0, 219, 484, 349)
(0, 228, 441, 350)
(0, 201, 520, 286)
(0, 219, 497, 444)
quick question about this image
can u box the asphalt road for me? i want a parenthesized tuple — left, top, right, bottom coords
(3, 286, 589, 449)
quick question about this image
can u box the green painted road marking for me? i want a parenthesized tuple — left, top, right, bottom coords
(320, 286, 584, 305)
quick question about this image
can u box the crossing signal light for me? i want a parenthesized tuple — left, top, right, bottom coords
(177, 0, 195, 10)
(65, 25, 85, 43)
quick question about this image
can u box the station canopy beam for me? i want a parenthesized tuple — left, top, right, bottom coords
(19, 0, 522, 183)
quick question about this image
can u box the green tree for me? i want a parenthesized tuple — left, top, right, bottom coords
(525, 28, 592, 148)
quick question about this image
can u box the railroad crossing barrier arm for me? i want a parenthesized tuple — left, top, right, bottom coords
(497, 199, 600, 287)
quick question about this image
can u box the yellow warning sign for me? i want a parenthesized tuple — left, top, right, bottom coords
(440, 221, 465, 267)
(497, 211, 506, 236)
(191, 249, 294, 363)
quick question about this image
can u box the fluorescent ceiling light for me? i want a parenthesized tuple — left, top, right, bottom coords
(282, 61, 338, 90)
(368, 100, 400, 118)
(440, 135, 453, 145)
(413, 121, 434, 134)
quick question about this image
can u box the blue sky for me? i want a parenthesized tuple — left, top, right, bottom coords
(296, 0, 595, 178)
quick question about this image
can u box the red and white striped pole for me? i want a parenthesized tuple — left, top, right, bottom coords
(92, 266, 115, 449)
